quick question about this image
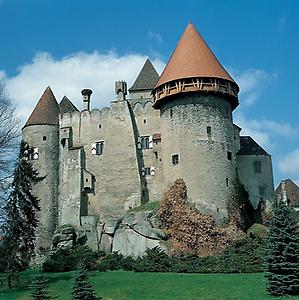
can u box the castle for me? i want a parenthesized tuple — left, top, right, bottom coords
(22, 23, 274, 253)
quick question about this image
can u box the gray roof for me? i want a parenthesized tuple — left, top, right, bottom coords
(237, 136, 269, 156)
(59, 96, 79, 114)
(129, 59, 159, 92)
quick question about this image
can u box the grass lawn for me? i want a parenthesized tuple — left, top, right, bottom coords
(1, 270, 299, 300)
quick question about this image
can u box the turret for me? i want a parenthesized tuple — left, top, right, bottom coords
(22, 86, 60, 255)
(153, 23, 240, 221)
(115, 81, 127, 101)
(153, 22, 239, 109)
(81, 88, 92, 111)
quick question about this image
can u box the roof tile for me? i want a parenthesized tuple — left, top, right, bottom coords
(24, 86, 60, 128)
(156, 22, 236, 88)
(129, 59, 159, 92)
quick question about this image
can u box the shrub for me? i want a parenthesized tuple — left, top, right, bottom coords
(134, 247, 173, 272)
(97, 232, 266, 274)
(218, 234, 266, 273)
(72, 268, 99, 300)
(30, 272, 52, 299)
(42, 246, 103, 272)
(157, 179, 244, 256)
(98, 252, 126, 272)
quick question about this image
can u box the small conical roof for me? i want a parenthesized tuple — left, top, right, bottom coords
(24, 86, 60, 128)
(129, 59, 159, 92)
(155, 23, 236, 88)
(59, 96, 79, 114)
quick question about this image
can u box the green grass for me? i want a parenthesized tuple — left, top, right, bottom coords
(1, 270, 299, 300)
(129, 201, 160, 213)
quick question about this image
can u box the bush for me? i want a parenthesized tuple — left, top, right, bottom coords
(98, 252, 126, 272)
(217, 234, 266, 273)
(42, 246, 103, 272)
(97, 234, 266, 274)
(134, 247, 173, 272)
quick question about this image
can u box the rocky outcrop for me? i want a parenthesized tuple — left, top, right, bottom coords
(51, 225, 87, 251)
(112, 211, 167, 257)
(52, 210, 167, 257)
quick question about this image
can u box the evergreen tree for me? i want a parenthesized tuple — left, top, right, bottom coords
(2, 140, 43, 288)
(30, 272, 51, 300)
(264, 200, 299, 296)
(72, 268, 99, 300)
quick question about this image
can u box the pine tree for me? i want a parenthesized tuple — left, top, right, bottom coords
(2, 140, 43, 288)
(72, 268, 99, 300)
(264, 200, 299, 296)
(30, 273, 51, 300)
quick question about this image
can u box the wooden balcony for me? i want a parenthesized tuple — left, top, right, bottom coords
(153, 77, 239, 109)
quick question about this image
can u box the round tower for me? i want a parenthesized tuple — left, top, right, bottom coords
(22, 86, 60, 254)
(153, 23, 239, 221)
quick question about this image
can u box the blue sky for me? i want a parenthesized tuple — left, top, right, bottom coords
(0, 0, 298, 187)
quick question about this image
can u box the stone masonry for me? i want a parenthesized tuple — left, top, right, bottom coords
(22, 24, 275, 255)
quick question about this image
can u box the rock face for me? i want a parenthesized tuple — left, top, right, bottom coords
(51, 211, 167, 257)
(112, 211, 167, 257)
(51, 225, 87, 252)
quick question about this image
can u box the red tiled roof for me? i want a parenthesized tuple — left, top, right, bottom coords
(155, 23, 236, 89)
(24, 86, 60, 128)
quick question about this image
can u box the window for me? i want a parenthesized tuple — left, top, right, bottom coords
(142, 167, 155, 176)
(254, 161, 262, 173)
(226, 178, 229, 187)
(144, 167, 151, 176)
(61, 138, 66, 147)
(99, 124, 102, 129)
(207, 126, 211, 139)
(170, 109, 173, 118)
(259, 186, 265, 196)
(138, 136, 153, 150)
(143, 119, 146, 124)
(32, 148, 39, 160)
(91, 142, 104, 155)
(43, 136, 47, 141)
(172, 154, 179, 165)
(227, 151, 232, 161)
(23, 145, 39, 160)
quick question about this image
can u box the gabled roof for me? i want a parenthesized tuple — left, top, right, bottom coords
(155, 22, 236, 88)
(24, 86, 60, 128)
(59, 96, 79, 114)
(237, 136, 269, 156)
(129, 59, 159, 92)
(275, 179, 299, 208)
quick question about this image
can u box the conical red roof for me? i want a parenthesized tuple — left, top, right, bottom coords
(24, 86, 60, 128)
(156, 23, 236, 88)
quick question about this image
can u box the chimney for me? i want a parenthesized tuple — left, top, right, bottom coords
(115, 81, 127, 101)
(81, 89, 93, 111)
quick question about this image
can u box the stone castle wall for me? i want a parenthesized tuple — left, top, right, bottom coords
(59, 99, 142, 225)
(159, 94, 237, 221)
(237, 154, 274, 209)
(22, 88, 275, 254)
(22, 125, 59, 252)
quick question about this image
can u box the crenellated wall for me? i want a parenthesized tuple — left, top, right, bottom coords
(58, 99, 142, 225)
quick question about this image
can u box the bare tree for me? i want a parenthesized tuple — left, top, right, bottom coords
(0, 81, 20, 219)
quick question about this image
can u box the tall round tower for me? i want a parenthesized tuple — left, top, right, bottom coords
(22, 86, 60, 254)
(153, 23, 239, 221)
